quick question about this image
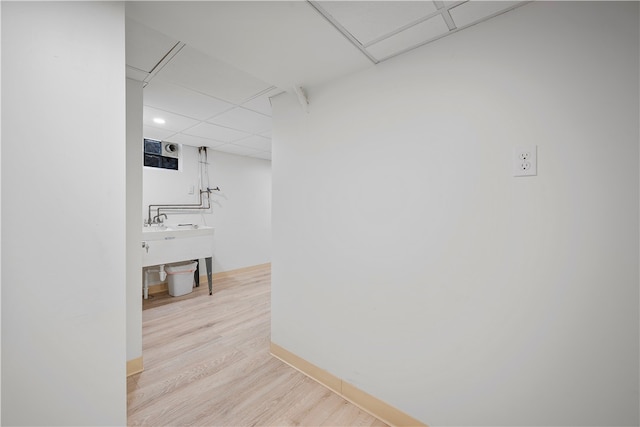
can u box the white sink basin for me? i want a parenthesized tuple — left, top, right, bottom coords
(142, 224, 214, 267)
(143, 224, 214, 240)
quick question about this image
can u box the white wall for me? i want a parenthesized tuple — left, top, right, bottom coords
(143, 146, 271, 276)
(0, 2, 4, 421)
(1, 2, 127, 425)
(272, 2, 639, 426)
(127, 79, 143, 362)
(207, 151, 272, 271)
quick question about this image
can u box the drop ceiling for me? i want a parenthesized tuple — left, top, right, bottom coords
(126, 1, 530, 161)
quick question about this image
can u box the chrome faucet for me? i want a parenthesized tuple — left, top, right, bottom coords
(152, 213, 168, 224)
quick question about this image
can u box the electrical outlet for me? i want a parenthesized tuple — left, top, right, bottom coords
(513, 146, 537, 177)
(188, 185, 194, 195)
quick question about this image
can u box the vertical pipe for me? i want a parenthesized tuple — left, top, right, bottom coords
(143, 269, 149, 300)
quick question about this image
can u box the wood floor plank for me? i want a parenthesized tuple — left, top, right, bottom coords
(128, 264, 387, 426)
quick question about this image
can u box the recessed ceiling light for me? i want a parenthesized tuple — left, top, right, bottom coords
(153, 117, 166, 125)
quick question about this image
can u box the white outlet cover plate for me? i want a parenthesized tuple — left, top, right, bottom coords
(513, 145, 537, 177)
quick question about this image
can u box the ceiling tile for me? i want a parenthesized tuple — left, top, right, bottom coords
(449, 1, 521, 28)
(316, 1, 437, 46)
(164, 133, 226, 148)
(143, 125, 175, 141)
(366, 14, 449, 60)
(126, 18, 178, 73)
(126, 1, 372, 91)
(154, 45, 272, 104)
(234, 135, 271, 152)
(213, 144, 262, 156)
(143, 106, 200, 132)
(144, 80, 234, 121)
(437, 1, 461, 9)
(250, 151, 272, 161)
(184, 122, 251, 143)
(241, 88, 283, 116)
(208, 107, 272, 134)
(241, 95, 273, 117)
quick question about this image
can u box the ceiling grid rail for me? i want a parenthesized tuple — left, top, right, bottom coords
(307, 0, 379, 64)
(361, 1, 465, 48)
(307, 0, 532, 65)
(143, 41, 187, 88)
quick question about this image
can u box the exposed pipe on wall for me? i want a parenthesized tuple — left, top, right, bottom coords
(146, 146, 220, 224)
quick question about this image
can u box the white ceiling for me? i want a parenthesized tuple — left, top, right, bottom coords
(126, 1, 530, 161)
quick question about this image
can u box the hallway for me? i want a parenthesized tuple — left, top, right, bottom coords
(127, 265, 387, 426)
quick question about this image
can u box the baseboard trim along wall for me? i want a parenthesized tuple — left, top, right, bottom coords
(127, 356, 144, 377)
(270, 342, 426, 427)
(147, 263, 271, 296)
(212, 263, 270, 279)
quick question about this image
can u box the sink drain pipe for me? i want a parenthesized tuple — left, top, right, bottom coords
(143, 265, 166, 300)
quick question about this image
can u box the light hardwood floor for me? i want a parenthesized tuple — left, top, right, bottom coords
(128, 264, 388, 426)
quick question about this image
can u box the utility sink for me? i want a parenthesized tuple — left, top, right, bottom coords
(142, 223, 214, 267)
